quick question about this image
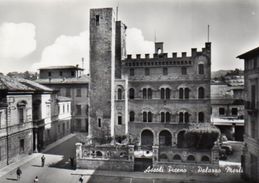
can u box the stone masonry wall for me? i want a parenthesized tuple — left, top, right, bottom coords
(89, 8, 116, 138)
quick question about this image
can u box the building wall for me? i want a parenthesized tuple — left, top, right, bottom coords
(40, 84, 89, 132)
(122, 43, 211, 146)
(39, 69, 82, 79)
(89, 8, 116, 138)
(114, 79, 127, 136)
(115, 21, 127, 79)
(242, 54, 259, 182)
(7, 94, 33, 126)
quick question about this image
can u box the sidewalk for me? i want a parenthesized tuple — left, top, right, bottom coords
(0, 133, 76, 178)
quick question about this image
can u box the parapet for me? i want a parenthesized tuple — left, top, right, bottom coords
(125, 42, 211, 61)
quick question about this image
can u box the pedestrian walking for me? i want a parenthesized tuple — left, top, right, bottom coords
(16, 167, 22, 180)
(79, 175, 83, 183)
(33, 176, 39, 183)
(41, 155, 45, 167)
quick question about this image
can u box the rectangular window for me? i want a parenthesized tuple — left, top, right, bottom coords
(86, 89, 89, 97)
(251, 119, 256, 138)
(251, 85, 256, 109)
(181, 67, 187, 75)
(76, 119, 82, 130)
(76, 88, 81, 97)
(71, 71, 75, 77)
(163, 68, 168, 75)
(98, 118, 101, 128)
(231, 108, 238, 116)
(48, 72, 51, 77)
(65, 88, 71, 97)
(130, 68, 134, 76)
(219, 107, 225, 115)
(46, 104, 50, 117)
(145, 68, 150, 76)
(18, 108, 24, 123)
(76, 105, 81, 115)
(253, 58, 257, 69)
(67, 121, 69, 130)
(0, 111, 2, 128)
(96, 15, 100, 26)
(86, 105, 89, 115)
(118, 116, 122, 125)
(85, 119, 88, 133)
(198, 64, 204, 75)
(59, 71, 63, 77)
(19, 139, 24, 153)
(47, 129, 50, 138)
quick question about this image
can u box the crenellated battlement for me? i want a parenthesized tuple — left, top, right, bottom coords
(125, 42, 211, 62)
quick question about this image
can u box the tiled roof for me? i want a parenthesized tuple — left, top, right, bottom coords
(39, 65, 84, 70)
(0, 74, 34, 91)
(16, 78, 53, 92)
(36, 75, 89, 84)
(237, 46, 259, 59)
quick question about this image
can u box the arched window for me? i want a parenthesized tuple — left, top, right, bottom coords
(173, 154, 182, 161)
(198, 112, 204, 123)
(184, 88, 189, 99)
(143, 88, 147, 99)
(143, 112, 147, 122)
(198, 64, 204, 75)
(198, 87, 205, 99)
(148, 88, 152, 99)
(96, 151, 103, 157)
(166, 112, 170, 122)
(166, 88, 170, 99)
(118, 88, 122, 100)
(159, 130, 172, 146)
(129, 111, 135, 122)
(161, 88, 165, 99)
(184, 112, 189, 123)
(141, 130, 154, 146)
(201, 156, 210, 162)
(129, 88, 135, 99)
(187, 155, 195, 161)
(179, 112, 184, 123)
(179, 88, 184, 99)
(161, 112, 165, 122)
(148, 112, 152, 122)
(159, 154, 168, 161)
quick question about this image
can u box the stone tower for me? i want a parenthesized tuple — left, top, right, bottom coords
(115, 21, 127, 79)
(89, 8, 116, 139)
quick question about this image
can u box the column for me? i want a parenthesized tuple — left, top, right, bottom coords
(34, 131, 38, 153)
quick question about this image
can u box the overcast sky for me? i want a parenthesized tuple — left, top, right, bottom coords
(0, 0, 258, 74)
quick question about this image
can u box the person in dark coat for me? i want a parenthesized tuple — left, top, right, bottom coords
(70, 157, 74, 169)
(16, 167, 22, 180)
(41, 155, 45, 167)
(34, 176, 39, 183)
(79, 175, 84, 183)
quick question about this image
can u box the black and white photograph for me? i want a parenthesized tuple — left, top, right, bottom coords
(0, 0, 258, 182)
